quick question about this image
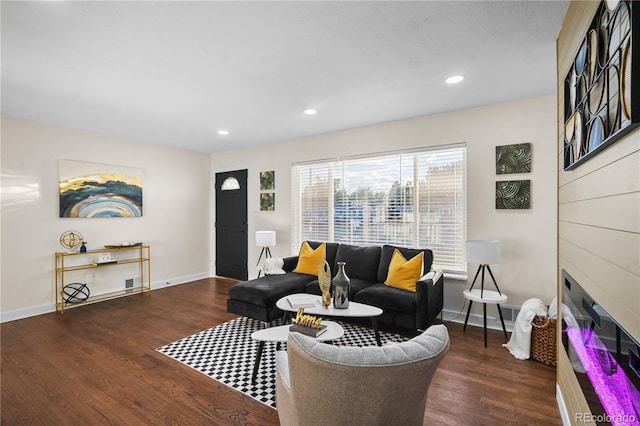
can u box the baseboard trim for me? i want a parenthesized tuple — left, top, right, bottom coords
(556, 384, 571, 426)
(0, 304, 54, 323)
(442, 308, 515, 333)
(150, 272, 210, 290)
(1, 273, 211, 323)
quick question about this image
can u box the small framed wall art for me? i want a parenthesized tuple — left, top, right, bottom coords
(496, 143, 531, 174)
(259, 170, 275, 211)
(496, 180, 531, 209)
(260, 193, 275, 211)
(260, 171, 275, 190)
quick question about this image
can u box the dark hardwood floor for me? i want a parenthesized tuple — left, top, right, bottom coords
(1, 278, 561, 425)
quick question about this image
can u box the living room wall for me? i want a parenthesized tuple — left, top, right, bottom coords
(210, 94, 558, 323)
(1, 116, 211, 322)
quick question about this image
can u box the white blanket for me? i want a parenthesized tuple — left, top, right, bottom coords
(502, 298, 548, 360)
(263, 257, 286, 275)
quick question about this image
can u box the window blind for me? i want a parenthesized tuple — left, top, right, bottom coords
(292, 144, 467, 274)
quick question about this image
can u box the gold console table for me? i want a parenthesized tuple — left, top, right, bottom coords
(54, 245, 151, 314)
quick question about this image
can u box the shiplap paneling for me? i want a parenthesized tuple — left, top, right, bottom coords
(559, 221, 640, 276)
(559, 192, 640, 233)
(556, 0, 640, 421)
(559, 149, 639, 200)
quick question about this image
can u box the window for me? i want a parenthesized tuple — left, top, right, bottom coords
(292, 144, 467, 274)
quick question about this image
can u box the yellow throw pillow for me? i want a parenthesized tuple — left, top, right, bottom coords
(384, 249, 424, 292)
(293, 242, 326, 275)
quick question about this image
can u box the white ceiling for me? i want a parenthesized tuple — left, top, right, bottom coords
(1, 1, 569, 153)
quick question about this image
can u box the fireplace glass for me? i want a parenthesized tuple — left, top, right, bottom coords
(562, 270, 640, 425)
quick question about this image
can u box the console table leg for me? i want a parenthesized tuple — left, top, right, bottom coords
(371, 317, 382, 346)
(251, 341, 265, 384)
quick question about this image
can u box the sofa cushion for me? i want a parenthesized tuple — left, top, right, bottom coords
(384, 249, 424, 292)
(293, 242, 326, 275)
(353, 283, 416, 314)
(377, 245, 433, 283)
(228, 273, 312, 307)
(334, 244, 381, 283)
(306, 241, 339, 274)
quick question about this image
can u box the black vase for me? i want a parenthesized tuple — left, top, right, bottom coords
(333, 262, 350, 309)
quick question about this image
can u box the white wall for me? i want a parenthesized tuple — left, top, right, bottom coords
(1, 116, 211, 321)
(211, 95, 558, 319)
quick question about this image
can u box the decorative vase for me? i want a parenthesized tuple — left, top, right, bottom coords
(332, 262, 350, 309)
(80, 242, 87, 253)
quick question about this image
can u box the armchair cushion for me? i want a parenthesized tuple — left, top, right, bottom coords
(276, 324, 450, 426)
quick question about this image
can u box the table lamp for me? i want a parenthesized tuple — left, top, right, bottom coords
(466, 239, 502, 296)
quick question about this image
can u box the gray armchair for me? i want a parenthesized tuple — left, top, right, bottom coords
(275, 324, 449, 426)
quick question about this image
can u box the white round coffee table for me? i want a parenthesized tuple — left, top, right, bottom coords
(250, 320, 344, 384)
(276, 293, 384, 345)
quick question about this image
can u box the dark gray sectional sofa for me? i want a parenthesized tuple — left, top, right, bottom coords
(226, 241, 444, 332)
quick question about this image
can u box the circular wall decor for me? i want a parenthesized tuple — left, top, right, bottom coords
(607, 65, 621, 136)
(588, 71, 605, 115)
(570, 67, 578, 109)
(574, 111, 584, 162)
(588, 116, 605, 152)
(620, 36, 632, 120)
(60, 230, 84, 251)
(565, 113, 576, 144)
(576, 40, 587, 76)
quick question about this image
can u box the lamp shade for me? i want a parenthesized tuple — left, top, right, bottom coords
(467, 240, 501, 265)
(255, 230, 276, 247)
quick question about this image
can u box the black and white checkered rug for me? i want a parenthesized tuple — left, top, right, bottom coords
(157, 316, 408, 409)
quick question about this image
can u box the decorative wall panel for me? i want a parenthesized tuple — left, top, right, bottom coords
(563, 0, 639, 170)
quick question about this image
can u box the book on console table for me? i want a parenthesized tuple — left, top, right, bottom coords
(92, 260, 118, 266)
(289, 323, 328, 337)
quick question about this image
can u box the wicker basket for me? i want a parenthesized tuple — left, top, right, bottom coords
(530, 315, 557, 366)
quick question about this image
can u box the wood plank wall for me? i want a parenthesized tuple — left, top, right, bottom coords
(556, 0, 640, 423)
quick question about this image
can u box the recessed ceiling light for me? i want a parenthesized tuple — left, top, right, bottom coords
(446, 75, 464, 84)
(218, 130, 229, 135)
(304, 109, 317, 115)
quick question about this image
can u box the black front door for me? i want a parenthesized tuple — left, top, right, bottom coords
(215, 169, 248, 280)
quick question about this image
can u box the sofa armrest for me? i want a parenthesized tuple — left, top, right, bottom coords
(282, 256, 299, 272)
(415, 269, 444, 330)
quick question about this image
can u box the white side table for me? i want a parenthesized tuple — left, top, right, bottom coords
(463, 289, 508, 347)
(250, 320, 344, 383)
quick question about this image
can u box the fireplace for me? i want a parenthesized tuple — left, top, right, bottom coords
(562, 270, 640, 425)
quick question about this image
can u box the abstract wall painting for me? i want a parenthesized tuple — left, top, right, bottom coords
(260, 193, 275, 211)
(496, 180, 530, 209)
(496, 143, 531, 174)
(59, 160, 143, 218)
(260, 171, 275, 190)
